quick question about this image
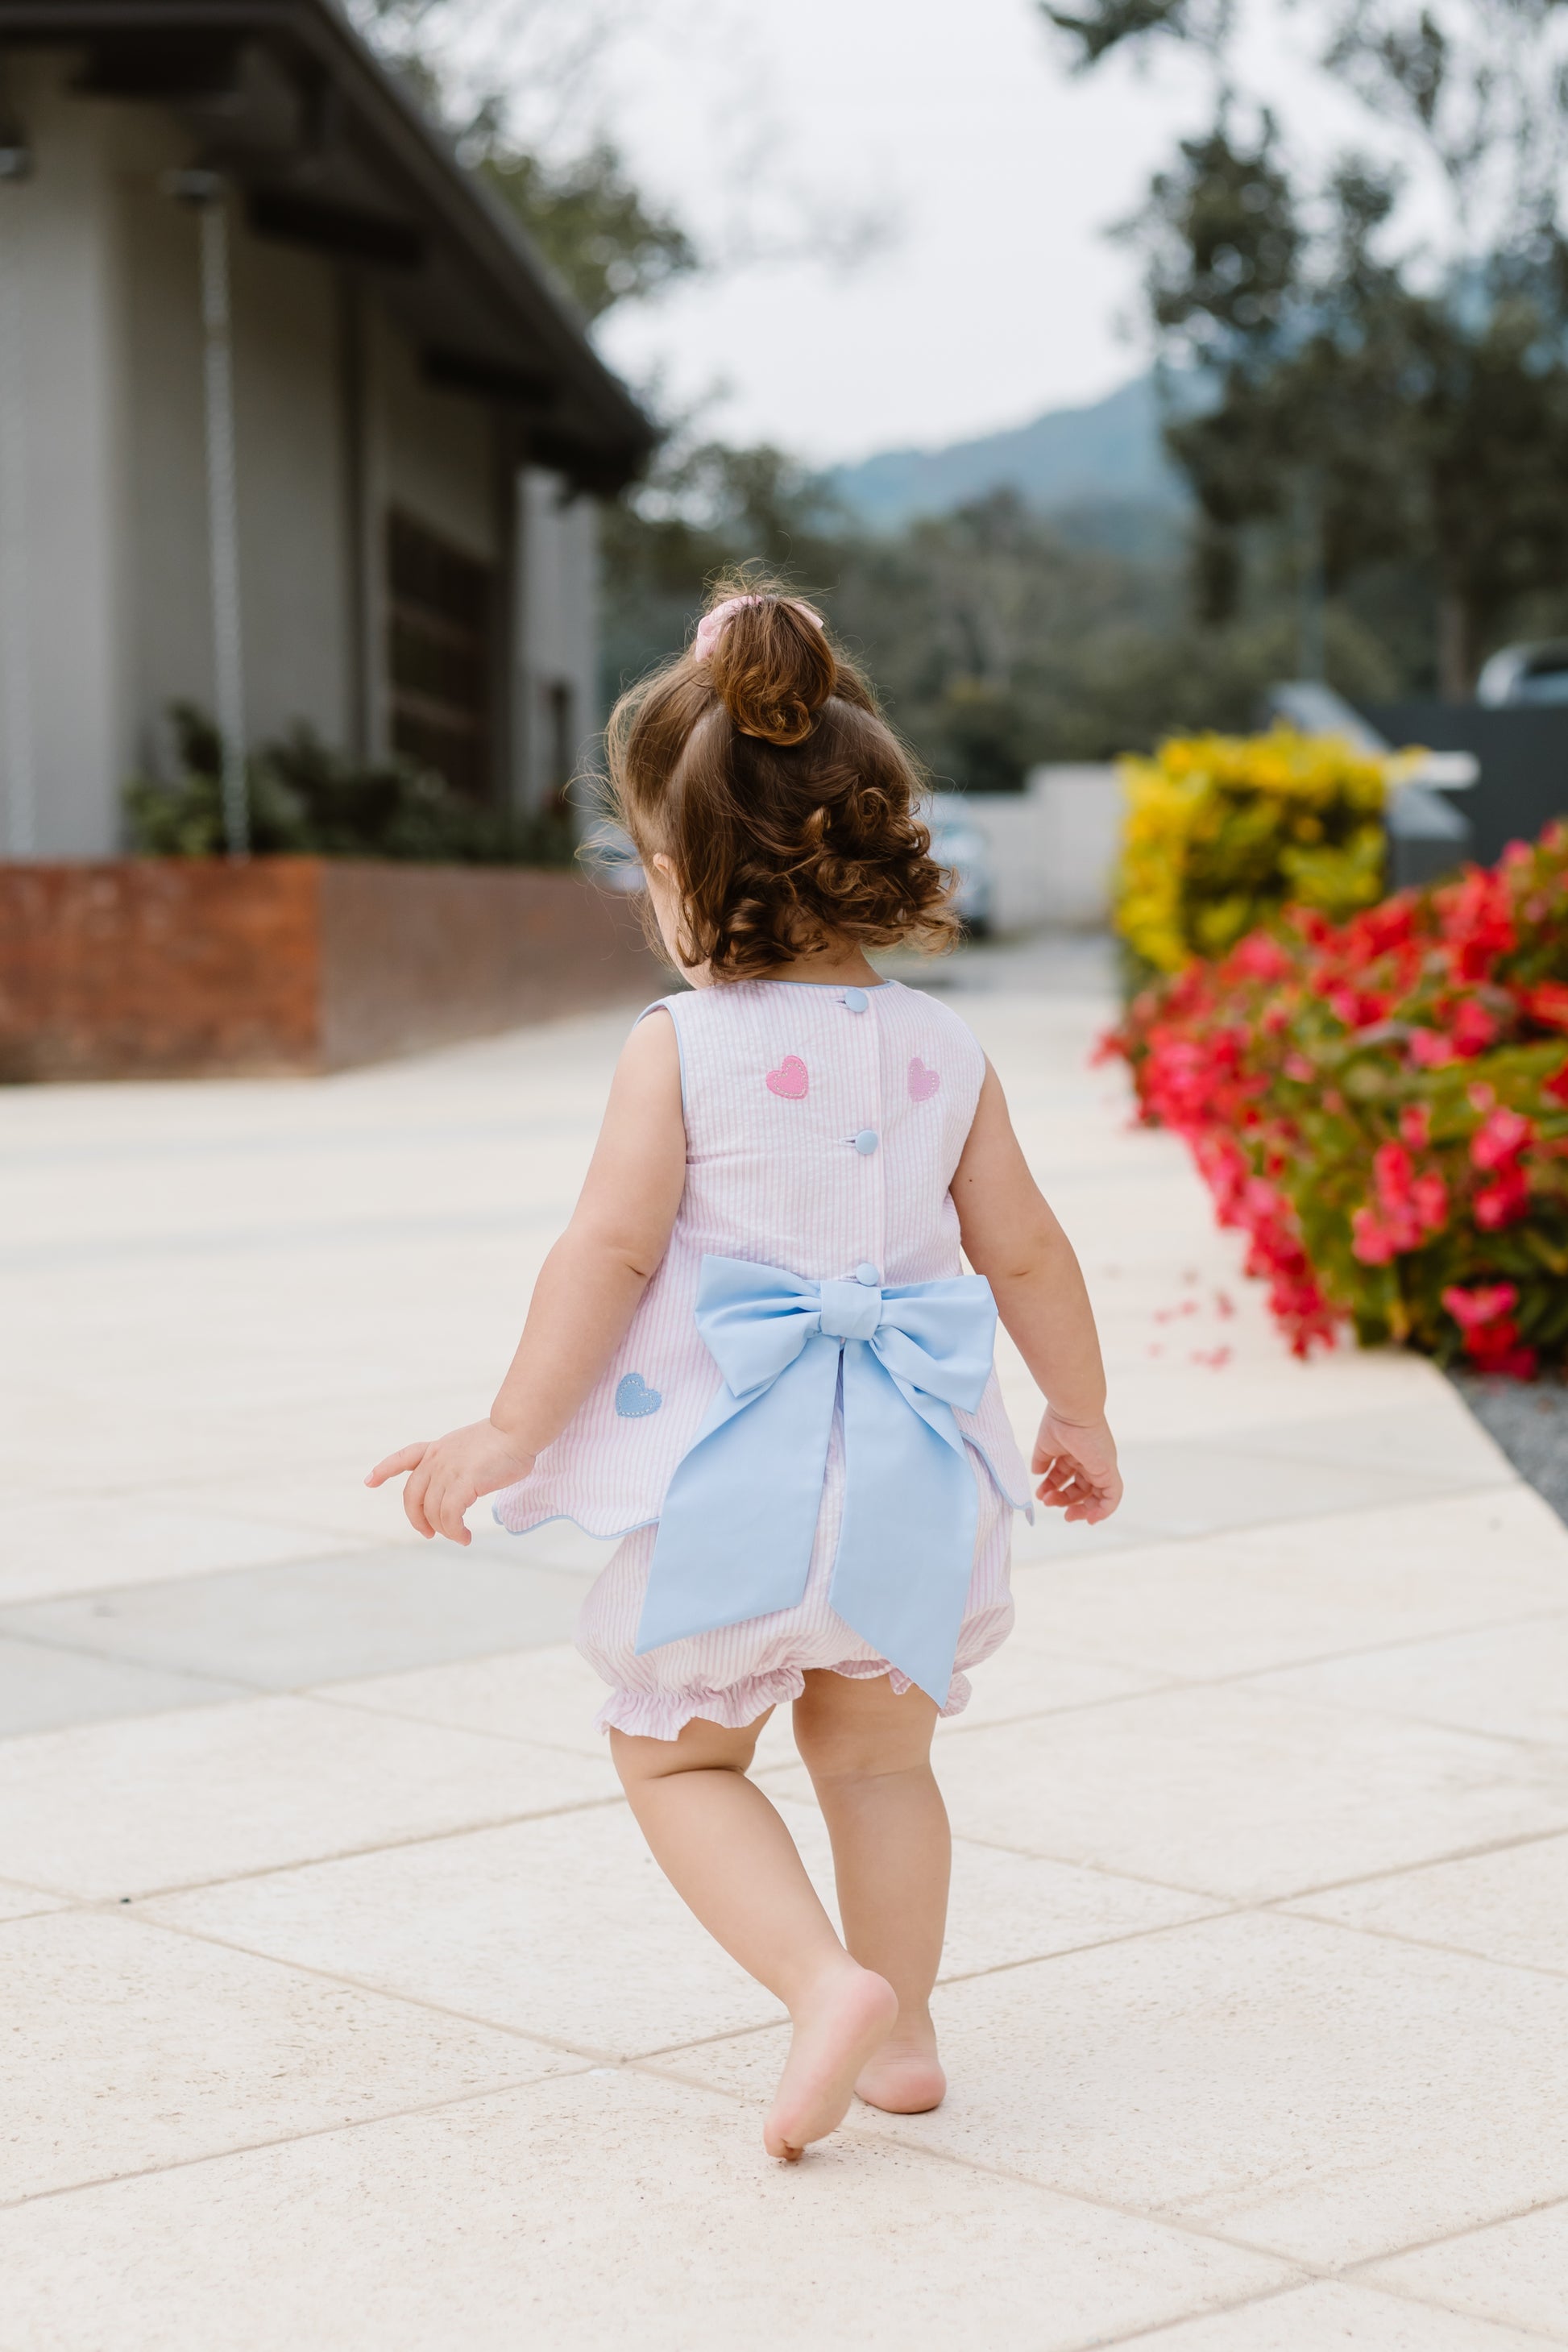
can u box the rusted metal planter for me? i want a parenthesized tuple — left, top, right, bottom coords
(0, 858, 664, 1081)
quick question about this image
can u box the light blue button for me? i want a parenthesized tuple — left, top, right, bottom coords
(854, 1129, 879, 1155)
(842, 987, 869, 1013)
(855, 1262, 881, 1287)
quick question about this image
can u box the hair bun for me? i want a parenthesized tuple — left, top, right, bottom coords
(707, 595, 836, 747)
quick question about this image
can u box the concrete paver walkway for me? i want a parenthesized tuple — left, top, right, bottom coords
(3, 960, 1568, 2349)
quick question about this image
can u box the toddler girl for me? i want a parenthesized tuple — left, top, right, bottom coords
(368, 584, 1121, 2162)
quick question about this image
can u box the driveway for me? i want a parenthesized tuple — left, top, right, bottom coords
(2, 948, 1566, 2348)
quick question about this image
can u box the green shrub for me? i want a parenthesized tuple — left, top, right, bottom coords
(124, 703, 578, 868)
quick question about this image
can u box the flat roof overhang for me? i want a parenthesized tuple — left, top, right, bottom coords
(0, 0, 657, 493)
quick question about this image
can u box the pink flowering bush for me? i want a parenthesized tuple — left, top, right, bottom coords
(1103, 823, 1568, 1374)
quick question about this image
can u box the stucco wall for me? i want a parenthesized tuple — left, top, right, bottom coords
(0, 54, 131, 855)
(0, 50, 589, 853)
(230, 222, 355, 749)
(120, 147, 355, 768)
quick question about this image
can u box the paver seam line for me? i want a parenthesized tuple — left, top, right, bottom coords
(1078, 2279, 1358, 2351)
(299, 1688, 624, 1761)
(3, 1469, 1543, 1622)
(1013, 1474, 1541, 1550)
(10, 1584, 1567, 1744)
(620, 2049, 1321, 2279)
(625, 1907, 1251, 2064)
(1251, 1817, 1568, 1907)
(0, 1110, 598, 1171)
(1341, 2178, 1568, 2280)
(122, 1885, 1255, 2072)
(934, 1607, 1568, 1745)
(629, 1887, 1568, 2072)
(1220, 1424, 1519, 1478)
(0, 1629, 590, 1718)
(0, 1622, 261, 1692)
(6, 1790, 630, 1906)
(0, 2036, 1300, 2280)
(293, 1593, 1568, 1781)
(10, 1680, 1568, 1914)
(10, 1991, 1567, 2316)
(298, 1677, 1176, 1753)
(634, 2047, 1568, 2313)
(1089, 2271, 1568, 2352)
(1277, 1888, 1568, 1985)
(928, 1628, 1568, 1753)
(27, 1567, 1568, 1753)
(1213, 1665, 1568, 1755)
(0, 2063, 601, 2216)
(0, 1205, 579, 1276)
(108, 1874, 1568, 2147)
(893, 1808, 1568, 1912)
(105, 1908, 637, 2068)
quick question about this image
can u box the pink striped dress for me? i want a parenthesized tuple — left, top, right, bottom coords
(493, 977, 1030, 1737)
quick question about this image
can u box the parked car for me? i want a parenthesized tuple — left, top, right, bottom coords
(1476, 641, 1568, 705)
(927, 796, 994, 934)
(584, 803, 996, 936)
(581, 819, 646, 894)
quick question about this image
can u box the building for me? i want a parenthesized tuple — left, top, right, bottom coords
(0, 0, 653, 857)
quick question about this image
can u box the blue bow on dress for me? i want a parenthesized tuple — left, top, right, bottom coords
(637, 1255, 998, 1706)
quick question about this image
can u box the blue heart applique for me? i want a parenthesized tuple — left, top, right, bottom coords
(615, 1371, 663, 1419)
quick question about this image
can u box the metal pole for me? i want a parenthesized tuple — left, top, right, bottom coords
(1296, 467, 1326, 686)
(0, 176, 36, 857)
(197, 193, 247, 855)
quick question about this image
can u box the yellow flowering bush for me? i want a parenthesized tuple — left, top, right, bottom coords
(1115, 728, 1401, 975)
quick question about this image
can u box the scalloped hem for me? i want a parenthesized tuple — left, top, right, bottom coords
(491, 1504, 659, 1543)
(593, 1658, 974, 1742)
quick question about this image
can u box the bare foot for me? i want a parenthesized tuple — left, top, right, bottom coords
(856, 2031, 947, 2114)
(764, 1963, 898, 2161)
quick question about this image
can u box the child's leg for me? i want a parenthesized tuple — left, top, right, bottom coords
(791, 1670, 950, 2113)
(611, 1710, 897, 2159)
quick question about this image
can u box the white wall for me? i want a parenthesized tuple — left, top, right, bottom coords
(1030, 762, 1124, 926)
(0, 53, 597, 852)
(122, 167, 355, 769)
(943, 764, 1122, 932)
(229, 225, 353, 749)
(0, 56, 132, 855)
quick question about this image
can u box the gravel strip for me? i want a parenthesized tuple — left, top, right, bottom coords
(1449, 1369, 1568, 1524)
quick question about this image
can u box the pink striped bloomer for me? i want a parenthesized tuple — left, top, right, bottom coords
(492, 978, 1030, 1739)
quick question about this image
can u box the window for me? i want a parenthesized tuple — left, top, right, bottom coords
(386, 510, 493, 799)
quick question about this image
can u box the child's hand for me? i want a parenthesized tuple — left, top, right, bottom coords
(1032, 1409, 1122, 1525)
(365, 1421, 536, 1546)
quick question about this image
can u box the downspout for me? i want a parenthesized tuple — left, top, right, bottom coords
(0, 101, 35, 857)
(167, 169, 247, 853)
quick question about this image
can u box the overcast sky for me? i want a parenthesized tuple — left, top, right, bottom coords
(440, 0, 1387, 467)
(587, 0, 1218, 463)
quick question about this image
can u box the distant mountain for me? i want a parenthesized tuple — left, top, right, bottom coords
(828, 373, 1189, 534)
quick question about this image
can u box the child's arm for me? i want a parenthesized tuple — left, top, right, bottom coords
(366, 1010, 687, 1545)
(950, 1059, 1122, 1524)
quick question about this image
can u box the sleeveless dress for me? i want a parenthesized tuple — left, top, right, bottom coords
(493, 977, 1031, 1739)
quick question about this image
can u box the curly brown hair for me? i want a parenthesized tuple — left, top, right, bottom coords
(604, 575, 960, 979)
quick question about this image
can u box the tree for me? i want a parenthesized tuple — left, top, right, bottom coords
(1046, 1, 1568, 695)
(347, 0, 697, 321)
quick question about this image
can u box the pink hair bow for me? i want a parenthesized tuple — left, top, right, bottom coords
(693, 595, 823, 662)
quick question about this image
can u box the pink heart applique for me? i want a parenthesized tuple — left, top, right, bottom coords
(765, 1054, 809, 1100)
(907, 1055, 941, 1103)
